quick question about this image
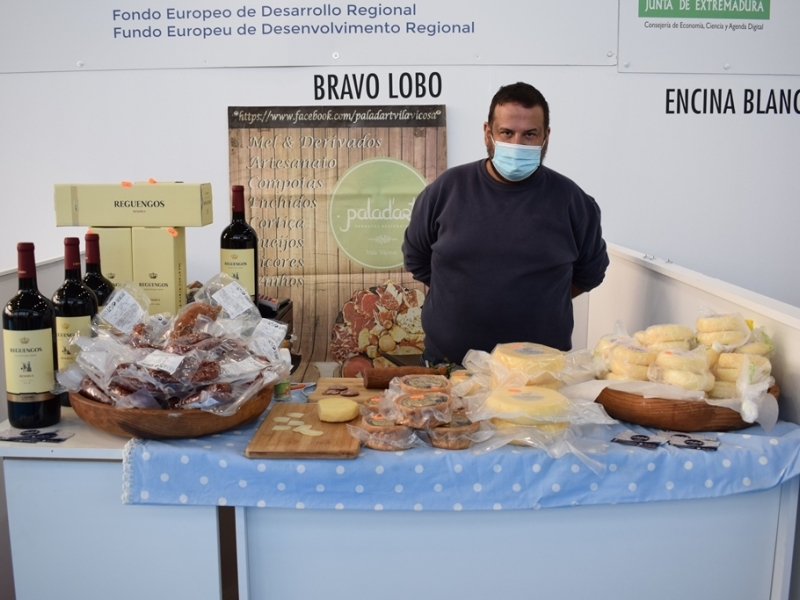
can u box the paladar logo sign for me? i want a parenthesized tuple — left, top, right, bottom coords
(640, 0, 770, 19)
(329, 157, 426, 270)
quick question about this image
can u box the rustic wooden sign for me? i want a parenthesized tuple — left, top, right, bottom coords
(228, 105, 447, 381)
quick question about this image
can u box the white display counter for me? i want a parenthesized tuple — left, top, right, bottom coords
(2, 243, 800, 600)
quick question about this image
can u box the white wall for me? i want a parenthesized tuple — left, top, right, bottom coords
(1, 65, 798, 309)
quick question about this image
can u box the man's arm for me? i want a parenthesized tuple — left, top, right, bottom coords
(402, 190, 435, 286)
(571, 196, 609, 295)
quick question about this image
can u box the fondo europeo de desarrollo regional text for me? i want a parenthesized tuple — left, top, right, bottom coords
(111, 4, 476, 39)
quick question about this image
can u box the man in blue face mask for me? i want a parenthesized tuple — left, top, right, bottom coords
(402, 82, 609, 366)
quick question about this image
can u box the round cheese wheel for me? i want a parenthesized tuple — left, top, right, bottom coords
(602, 372, 629, 381)
(594, 334, 624, 361)
(654, 349, 708, 372)
(696, 313, 745, 333)
(646, 340, 692, 353)
(708, 381, 739, 399)
(734, 342, 772, 356)
(696, 330, 749, 347)
(713, 367, 740, 383)
(492, 342, 565, 385)
(483, 386, 569, 425)
(717, 353, 770, 371)
(608, 359, 649, 381)
(641, 324, 695, 345)
(654, 367, 715, 392)
(490, 418, 568, 445)
(609, 342, 656, 366)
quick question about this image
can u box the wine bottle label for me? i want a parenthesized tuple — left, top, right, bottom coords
(220, 248, 256, 297)
(3, 328, 55, 399)
(55, 315, 92, 370)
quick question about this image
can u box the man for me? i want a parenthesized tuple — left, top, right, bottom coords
(402, 82, 609, 365)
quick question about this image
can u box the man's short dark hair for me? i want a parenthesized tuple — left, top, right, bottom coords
(488, 82, 550, 130)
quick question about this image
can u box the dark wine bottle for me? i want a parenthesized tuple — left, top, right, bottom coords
(83, 232, 115, 308)
(3, 242, 60, 428)
(52, 237, 98, 407)
(220, 184, 259, 301)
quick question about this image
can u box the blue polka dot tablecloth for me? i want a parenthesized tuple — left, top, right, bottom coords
(122, 408, 800, 511)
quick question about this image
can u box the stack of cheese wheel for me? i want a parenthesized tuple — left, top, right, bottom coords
(696, 313, 751, 350)
(634, 324, 695, 352)
(593, 333, 629, 377)
(484, 385, 570, 444)
(490, 342, 565, 388)
(647, 347, 715, 393)
(602, 339, 656, 381)
(708, 353, 772, 399)
(734, 330, 773, 358)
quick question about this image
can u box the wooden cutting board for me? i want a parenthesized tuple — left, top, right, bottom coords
(306, 377, 371, 403)
(245, 403, 360, 459)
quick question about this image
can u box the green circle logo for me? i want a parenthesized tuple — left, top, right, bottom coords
(329, 157, 427, 270)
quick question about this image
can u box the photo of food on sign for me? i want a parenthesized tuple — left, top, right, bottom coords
(330, 281, 425, 376)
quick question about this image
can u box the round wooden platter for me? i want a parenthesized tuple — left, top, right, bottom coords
(69, 386, 273, 440)
(595, 385, 780, 433)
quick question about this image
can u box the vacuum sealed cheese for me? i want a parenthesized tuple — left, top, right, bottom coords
(490, 342, 565, 387)
(480, 385, 570, 426)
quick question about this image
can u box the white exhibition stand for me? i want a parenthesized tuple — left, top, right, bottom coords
(0, 414, 222, 600)
(2, 243, 800, 600)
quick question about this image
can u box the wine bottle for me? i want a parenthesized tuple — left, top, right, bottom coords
(83, 232, 115, 308)
(52, 237, 98, 407)
(220, 184, 259, 301)
(2, 242, 60, 428)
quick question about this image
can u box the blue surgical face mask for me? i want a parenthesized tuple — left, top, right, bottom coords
(490, 137, 543, 182)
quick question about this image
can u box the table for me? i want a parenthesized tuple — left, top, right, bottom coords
(0, 410, 223, 600)
(121, 404, 800, 600)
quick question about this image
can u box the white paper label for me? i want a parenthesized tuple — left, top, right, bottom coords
(99, 290, 146, 333)
(249, 337, 281, 363)
(138, 350, 184, 375)
(211, 282, 254, 319)
(254, 318, 288, 344)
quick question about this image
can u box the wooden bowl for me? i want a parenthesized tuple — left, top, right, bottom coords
(69, 386, 273, 439)
(595, 385, 780, 433)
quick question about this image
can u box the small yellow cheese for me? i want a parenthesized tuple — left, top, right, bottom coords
(317, 397, 360, 423)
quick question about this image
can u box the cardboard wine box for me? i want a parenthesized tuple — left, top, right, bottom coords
(90, 227, 133, 286)
(54, 181, 213, 227)
(131, 227, 187, 316)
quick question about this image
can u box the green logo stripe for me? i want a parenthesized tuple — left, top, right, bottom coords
(639, 0, 770, 19)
